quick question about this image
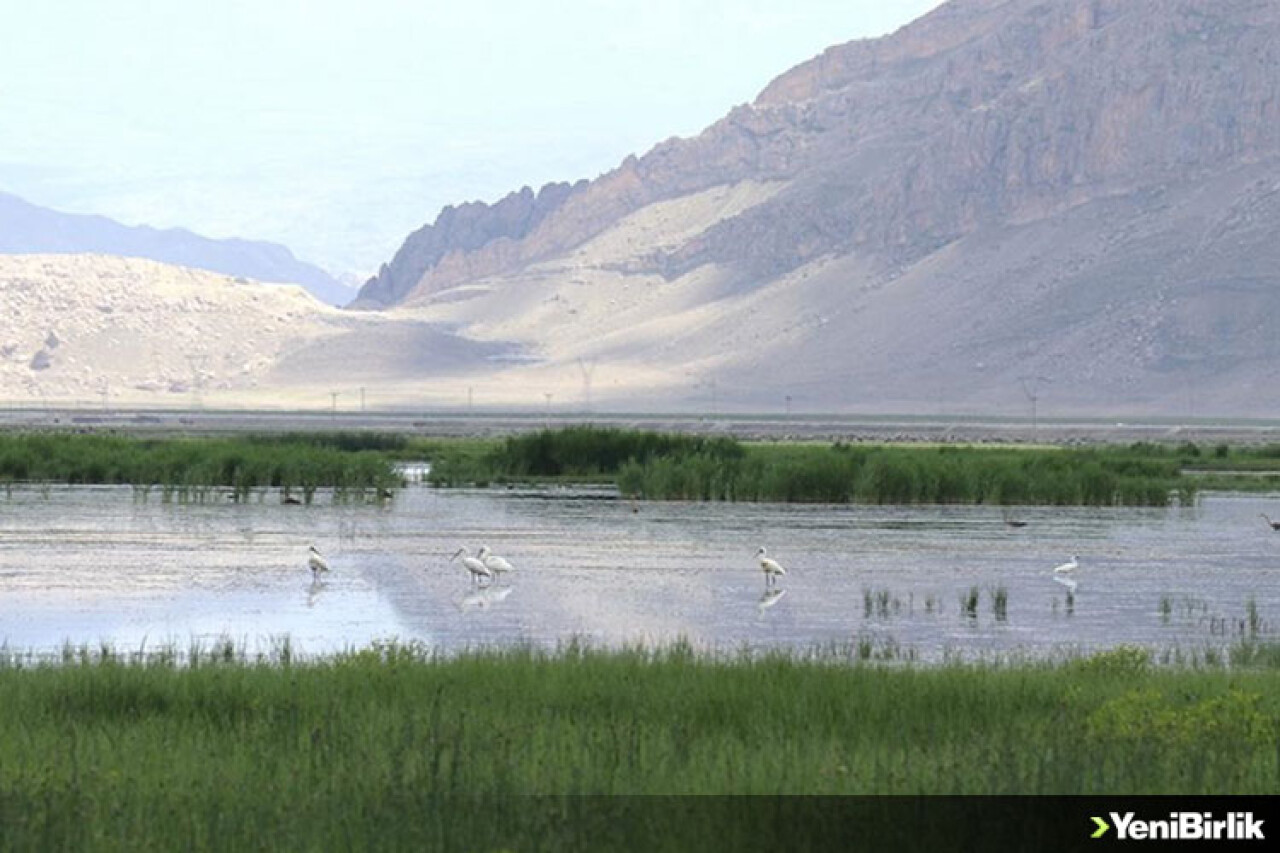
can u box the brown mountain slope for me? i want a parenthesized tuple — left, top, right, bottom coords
(358, 0, 1280, 415)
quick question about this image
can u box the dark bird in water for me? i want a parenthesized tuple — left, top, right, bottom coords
(282, 495, 303, 506)
(1260, 514, 1280, 531)
(1003, 510, 1028, 528)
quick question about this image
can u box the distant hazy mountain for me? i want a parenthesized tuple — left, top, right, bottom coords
(357, 0, 1280, 416)
(0, 191, 353, 307)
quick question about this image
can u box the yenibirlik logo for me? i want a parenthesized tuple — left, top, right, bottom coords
(1091, 812, 1265, 842)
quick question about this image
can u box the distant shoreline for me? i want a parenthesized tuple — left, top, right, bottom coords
(3, 407, 1280, 447)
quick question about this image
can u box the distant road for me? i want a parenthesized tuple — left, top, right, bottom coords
(3, 407, 1280, 446)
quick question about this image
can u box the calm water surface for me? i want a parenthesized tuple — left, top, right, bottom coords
(1, 485, 1277, 660)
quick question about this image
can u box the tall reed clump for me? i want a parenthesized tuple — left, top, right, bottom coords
(619, 440, 1193, 506)
(418, 429, 1194, 505)
(0, 432, 401, 500)
(0, 643, 1277, 849)
(426, 427, 744, 487)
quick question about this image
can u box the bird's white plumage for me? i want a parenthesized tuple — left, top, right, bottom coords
(451, 546, 493, 584)
(1052, 555, 1079, 574)
(477, 545, 515, 578)
(756, 546, 787, 587)
(308, 545, 330, 577)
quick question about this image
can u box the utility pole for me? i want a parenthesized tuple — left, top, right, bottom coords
(330, 391, 339, 416)
(467, 386, 473, 413)
(360, 387, 366, 413)
(578, 358, 596, 414)
(186, 354, 208, 410)
(1018, 376, 1051, 439)
(544, 393, 553, 429)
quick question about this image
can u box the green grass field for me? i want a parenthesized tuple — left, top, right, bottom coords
(1, 644, 1277, 847)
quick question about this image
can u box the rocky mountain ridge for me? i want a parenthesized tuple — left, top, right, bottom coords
(351, 0, 1280, 416)
(367, 0, 1280, 306)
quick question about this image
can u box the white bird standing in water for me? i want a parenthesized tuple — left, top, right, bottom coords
(451, 546, 493, 586)
(756, 547, 787, 588)
(308, 545, 330, 580)
(477, 545, 515, 582)
(1052, 555, 1079, 574)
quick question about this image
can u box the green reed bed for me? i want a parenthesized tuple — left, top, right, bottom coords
(422, 427, 1196, 505)
(0, 432, 400, 501)
(0, 644, 1277, 848)
(1171, 440, 1280, 491)
(620, 442, 1197, 505)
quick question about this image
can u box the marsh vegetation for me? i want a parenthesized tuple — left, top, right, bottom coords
(1, 642, 1278, 848)
(0, 432, 401, 502)
(421, 427, 1223, 505)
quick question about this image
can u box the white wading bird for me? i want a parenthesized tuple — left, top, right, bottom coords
(308, 545, 330, 580)
(1053, 575, 1078, 593)
(477, 545, 515, 582)
(1052, 555, 1079, 574)
(451, 546, 493, 586)
(756, 547, 787, 588)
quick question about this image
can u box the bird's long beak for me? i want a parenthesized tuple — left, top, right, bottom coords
(450, 548, 464, 561)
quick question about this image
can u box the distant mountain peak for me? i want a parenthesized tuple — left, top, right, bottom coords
(0, 191, 353, 306)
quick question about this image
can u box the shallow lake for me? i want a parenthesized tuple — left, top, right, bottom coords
(1, 484, 1277, 661)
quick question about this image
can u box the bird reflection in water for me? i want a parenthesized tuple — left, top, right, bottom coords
(757, 587, 787, 613)
(307, 577, 327, 608)
(1052, 575, 1077, 616)
(459, 585, 514, 612)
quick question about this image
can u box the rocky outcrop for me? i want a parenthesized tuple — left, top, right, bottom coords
(353, 181, 585, 307)
(658, 0, 1280, 282)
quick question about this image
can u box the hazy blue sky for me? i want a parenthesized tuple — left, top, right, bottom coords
(1, 1, 943, 276)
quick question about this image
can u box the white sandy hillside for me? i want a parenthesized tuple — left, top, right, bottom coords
(414, 181, 786, 360)
(0, 254, 343, 405)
